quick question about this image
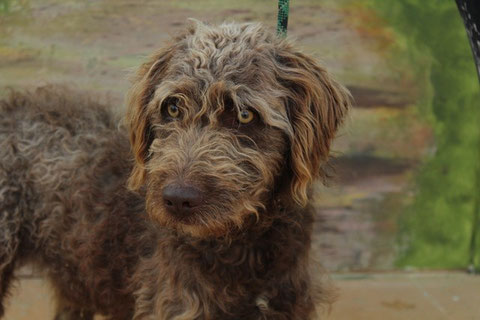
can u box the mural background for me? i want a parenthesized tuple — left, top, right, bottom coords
(1, 0, 479, 272)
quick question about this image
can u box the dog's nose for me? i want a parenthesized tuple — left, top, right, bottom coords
(162, 184, 203, 216)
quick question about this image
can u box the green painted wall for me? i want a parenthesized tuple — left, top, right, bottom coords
(366, 0, 480, 268)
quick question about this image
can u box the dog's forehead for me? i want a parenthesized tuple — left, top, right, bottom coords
(181, 23, 275, 69)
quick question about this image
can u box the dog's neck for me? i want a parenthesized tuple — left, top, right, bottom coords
(130, 186, 315, 318)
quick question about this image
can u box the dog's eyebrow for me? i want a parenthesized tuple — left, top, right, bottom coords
(151, 77, 292, 135)
(229, 87, 292, 134)
(152, 79, 201, 106)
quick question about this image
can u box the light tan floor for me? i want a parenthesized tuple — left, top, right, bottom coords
(330, 272, 480, 320)
(3, 272, 480, 320)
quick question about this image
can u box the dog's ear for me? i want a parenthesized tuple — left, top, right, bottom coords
(126, 46, 176, 190)
(276, 46, 351, 206)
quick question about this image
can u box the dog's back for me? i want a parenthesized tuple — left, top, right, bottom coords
(0, 86, 144, 318)
(0, 86, 127, 235)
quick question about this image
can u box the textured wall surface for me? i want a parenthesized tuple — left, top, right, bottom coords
(1, 0, 479, 271)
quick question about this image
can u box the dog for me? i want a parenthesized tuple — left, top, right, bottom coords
(0, 21, 350, 319)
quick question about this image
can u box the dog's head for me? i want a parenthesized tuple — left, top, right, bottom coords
(126, 21, 350, 238)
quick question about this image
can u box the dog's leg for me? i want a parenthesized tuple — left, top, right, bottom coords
(0, 263, 16, 318)
(50, 275, 96, 320)
(54, 296, 93, 320)
(54, 307, 94, 320)
(0, 175, 24, 317)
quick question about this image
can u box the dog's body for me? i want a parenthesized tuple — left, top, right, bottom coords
(0, 22, 350, 319)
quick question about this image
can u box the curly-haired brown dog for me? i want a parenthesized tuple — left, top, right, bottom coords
(0, 21, 350, 319)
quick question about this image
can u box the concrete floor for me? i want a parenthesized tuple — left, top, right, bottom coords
(3, 272, 479, 319)
(330, 272, 480, 320)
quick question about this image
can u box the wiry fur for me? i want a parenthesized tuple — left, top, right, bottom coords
(0, 21, 350, 319)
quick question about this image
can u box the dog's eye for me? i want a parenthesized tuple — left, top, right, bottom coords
(167, 103, 180, 118)
(238, 109, 254, 124)
(161, 99, 181, 121)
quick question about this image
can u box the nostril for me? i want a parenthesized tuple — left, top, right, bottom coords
(182, 201, 195, 208)
(162, 183, 204, 215)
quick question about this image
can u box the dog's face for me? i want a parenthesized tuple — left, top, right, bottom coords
(126, 21, 350, 238)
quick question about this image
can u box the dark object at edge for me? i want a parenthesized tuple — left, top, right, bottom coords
(455, 0, 480, 272)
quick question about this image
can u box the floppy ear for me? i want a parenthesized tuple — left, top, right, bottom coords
(126, 46, 176, 190)
(276, 46, 351, 206)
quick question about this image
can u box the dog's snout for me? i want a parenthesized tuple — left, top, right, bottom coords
(162, 184, 203, 216)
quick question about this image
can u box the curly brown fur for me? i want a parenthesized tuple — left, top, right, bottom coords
(0, 21, 350, 320)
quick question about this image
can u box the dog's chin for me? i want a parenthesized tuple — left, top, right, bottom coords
(147, 204, 257, 239)
(176, 223, 228, 239)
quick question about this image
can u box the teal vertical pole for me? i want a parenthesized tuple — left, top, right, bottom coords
(277, 0, 290, 37)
